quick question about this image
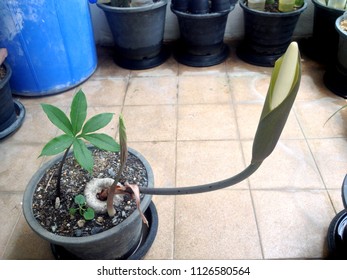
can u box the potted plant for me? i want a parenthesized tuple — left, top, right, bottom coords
(22, 89, 158, 259)
(0, 48, 25, 140)
(23, 42, 302, 260)
(171, 0, 237, 67)
(324, 13, 347, 98)
(237, 0, 307, 67)
(300, 0, 346, 64)
(92, 0, 170, 70)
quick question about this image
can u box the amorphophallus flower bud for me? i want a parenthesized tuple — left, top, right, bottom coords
(251, 42, 301, 163)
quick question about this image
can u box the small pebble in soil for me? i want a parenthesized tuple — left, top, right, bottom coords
(74, 229, 83, 237)
(77, 220, 86, 228)
(91, 226, 103, 235)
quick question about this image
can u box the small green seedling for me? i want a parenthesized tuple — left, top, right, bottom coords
(69, 194, 95, 221)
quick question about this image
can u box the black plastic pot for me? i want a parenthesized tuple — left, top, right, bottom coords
(171, 4, 235, 67)
(237, 0, 307, 67)
(97, 1, 169, 70)
(22, 147, 156, 260)
(0, 62, 25, 140)
(189, 0, 210, 14)
(211, 0, 232, 12)
(172, 0, 189, 12)
(323, 15, 347, 99)
(300, 0, 344, 65)
(327, 175, 347, 259)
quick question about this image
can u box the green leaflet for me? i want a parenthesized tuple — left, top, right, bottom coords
(70, 89, 87, 135)
(39, 134, 74, 157)
(73, 138, 94, 174)
(82, 113, 114, 134)
(251, 42, 301, 163)
(83, 133, 120, 152)
(41, 104, 73, 136)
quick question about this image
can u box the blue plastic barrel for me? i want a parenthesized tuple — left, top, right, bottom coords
(0, 1, 97, 96)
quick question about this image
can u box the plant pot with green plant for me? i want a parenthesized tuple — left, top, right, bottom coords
(171, 0, 237, 67)
(22, 89, 157, 259)
(0, 48, 25, 140)
(300, 0, 346, 64)
(92, 0, 170, 70)
(324, 13, 347, 98)
(237, 0, 307, 67)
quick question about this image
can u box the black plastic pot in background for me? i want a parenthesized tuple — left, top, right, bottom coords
(211, 0, 233, 12)
(323, 15, 347, 99)
(237, 1, 307, 67)
(300, 0, 344, 65)
(327, 175, 347, 259)
(0, 62, 25, 140)
(171, 5, 235, 67)
(172, 0, 189, 12)
(97, 1, 170, 70)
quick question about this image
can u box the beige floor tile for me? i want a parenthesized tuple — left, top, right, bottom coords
(236, 103, 304, 140)
(242, 139, 324, 190)
(127, 141, 176, 188)
(123, 105, 177, 142)
(80, 78, 128, 106)
(0, 193, 22, 259)
(93, 51, 131, 78)
(144, 195, 175, 260)
(252, 190, 335, 259)
(328, 189, 345, 214)
(177, 104, 238, 140)
(176, 140, 248, 189)
(131, 56, 179, 77)
(0, 142, 43, 192)
(228, 74, 269, 103)
(178, 62, 227, 76)
(178, 75, 231, 104)
(125, 76, 178, 105)
(8, 104, 59, 144)
(3, 214, 54, 259)
(174, 190, 262, 259)
(308, 138, 347, 190)
(294, 98, 347, 139)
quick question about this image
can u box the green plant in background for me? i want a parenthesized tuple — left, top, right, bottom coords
(247, 0, 304, 12)
(317, 0, 347, 10)
(69, 194, 95, 220)
(40, 89, 119, 205)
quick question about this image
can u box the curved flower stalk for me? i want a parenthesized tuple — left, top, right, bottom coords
(139, 42, 302, 196)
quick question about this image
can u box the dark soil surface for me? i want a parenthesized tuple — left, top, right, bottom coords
(32, 149, 148, 237)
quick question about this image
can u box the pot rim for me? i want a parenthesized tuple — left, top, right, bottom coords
(240, 0, 307, 17)
(312, 0, 346, 12)
(336, 15, 347, 37)
(22, 147, 154, 246)
(97, 0, 167, 13)
(171, 4, 234, 18)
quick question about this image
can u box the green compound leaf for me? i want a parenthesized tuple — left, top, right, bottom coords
(82, 113, 114, 135)
(39, 134, 74, 157)
(84, 208, 95, 221)
(41, 104, 73, 136)
(83, 133, 120, 152)
(70, 89, 87, 135)
(73, 138, 94, 173)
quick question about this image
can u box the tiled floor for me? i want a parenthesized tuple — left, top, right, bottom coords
(1, 40, 347, 260)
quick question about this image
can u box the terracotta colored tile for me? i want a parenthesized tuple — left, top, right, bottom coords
(252, 190, 335, 259)
(308, 138, 347, 190)
(125, 76, 177, 105)
(177, 104, 238, 140)
(242, 139, 324, 190)
(176, 141, 248, 189)
(178, 75, 231, 104)
(174, 190, 262, 259)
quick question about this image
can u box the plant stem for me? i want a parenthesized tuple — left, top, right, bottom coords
(56, 145, 71, 200)
(139, 162, 262, 195)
